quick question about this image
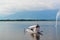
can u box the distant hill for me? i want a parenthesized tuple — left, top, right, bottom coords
(4, 9, 58, 20)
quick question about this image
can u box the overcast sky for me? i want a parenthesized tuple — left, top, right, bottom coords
(0, 0, 60, 19)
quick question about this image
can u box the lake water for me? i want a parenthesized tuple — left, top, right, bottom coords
(0, 21, 60, 40)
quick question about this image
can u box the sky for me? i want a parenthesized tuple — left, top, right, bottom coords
(0, 0, 60, 20)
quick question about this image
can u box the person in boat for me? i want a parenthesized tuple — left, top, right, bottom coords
(26, 24, 43, 40)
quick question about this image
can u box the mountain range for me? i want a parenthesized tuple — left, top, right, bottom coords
(0, 10, 58, 20)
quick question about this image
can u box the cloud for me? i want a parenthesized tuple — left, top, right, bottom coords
(0, 0, 16, 16)
(0, 0, 60, 16)
(16, 0, 55, 10)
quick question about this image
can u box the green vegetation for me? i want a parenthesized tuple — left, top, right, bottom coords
(0, 19, 56, 21)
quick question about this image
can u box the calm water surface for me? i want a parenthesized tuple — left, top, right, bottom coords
(0, 21, 60, 40)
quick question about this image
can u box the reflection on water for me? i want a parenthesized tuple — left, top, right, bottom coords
(0, 21, 59, 40)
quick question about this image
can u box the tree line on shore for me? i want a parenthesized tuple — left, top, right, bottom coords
(0, 19, 56, 21)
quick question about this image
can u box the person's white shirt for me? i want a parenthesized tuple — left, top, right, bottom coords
(26, 25, 40, 34)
